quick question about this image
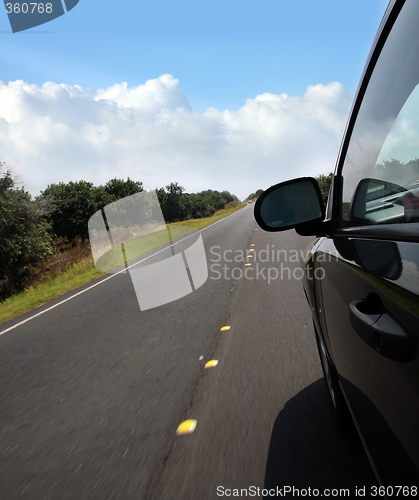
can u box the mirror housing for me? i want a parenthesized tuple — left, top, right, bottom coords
(254, 177, 325, 232)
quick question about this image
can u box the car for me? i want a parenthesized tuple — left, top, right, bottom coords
(254, 0, 419, 490)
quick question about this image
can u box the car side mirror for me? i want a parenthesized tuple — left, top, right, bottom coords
(254, 177, 325, 232)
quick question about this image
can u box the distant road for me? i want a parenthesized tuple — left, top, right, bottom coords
(0, 204, 375, 499)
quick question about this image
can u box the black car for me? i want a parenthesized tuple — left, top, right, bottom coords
(255, 0, 419, 490)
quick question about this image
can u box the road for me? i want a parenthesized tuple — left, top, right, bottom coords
(0, 204, 375, 499)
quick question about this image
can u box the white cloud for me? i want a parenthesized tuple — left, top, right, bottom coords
(0, 75, 351, 200)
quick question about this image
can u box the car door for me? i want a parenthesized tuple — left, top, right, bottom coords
(317, 0, 419, 487)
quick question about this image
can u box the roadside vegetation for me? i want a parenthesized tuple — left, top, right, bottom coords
(246, 189, 264, 201)
(0, 162, 245, 323)
(0, 256, 103, 324)
(315, 173, 334, 206)
(1, 162, 333, 324)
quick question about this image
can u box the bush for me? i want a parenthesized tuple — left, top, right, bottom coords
(0, 165, 55, 296)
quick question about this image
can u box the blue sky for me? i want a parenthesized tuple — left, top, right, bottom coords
(0, 0, 390, 199)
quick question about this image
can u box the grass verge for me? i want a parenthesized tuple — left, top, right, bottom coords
(0, 261, 104, 325)
(0, 203, 246, 325)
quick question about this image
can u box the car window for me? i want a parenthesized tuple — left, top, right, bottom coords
(341, 0, 419, 226)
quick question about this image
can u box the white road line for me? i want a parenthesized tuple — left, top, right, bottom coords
(0, 207, 250, 336)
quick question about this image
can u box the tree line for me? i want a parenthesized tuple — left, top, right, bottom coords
(41, 179, 239, 240)
(1, 164, 333, 298)
(246, 189, 264, 200)
(156, 182, 239, 224)
(0, 165, 239, 296)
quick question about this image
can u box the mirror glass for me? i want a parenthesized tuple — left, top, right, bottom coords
(256, 179, 323, 230)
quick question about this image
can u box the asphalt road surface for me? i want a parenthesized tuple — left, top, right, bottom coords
(0, 204, 376, 499)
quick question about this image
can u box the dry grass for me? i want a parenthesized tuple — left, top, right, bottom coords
(0, 240, 103, 324)
(30, 240, 93, 286)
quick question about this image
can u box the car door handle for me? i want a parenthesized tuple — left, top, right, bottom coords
(349, 299, 410, 362)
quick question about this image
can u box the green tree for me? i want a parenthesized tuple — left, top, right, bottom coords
(0, 166, 55, 294)
(40, 181, 100, 240)
(104, 177, 143, 201)
(156, 184, 239, 222)
(315, 173, 334, 206)
(40, 178, 144, 240)
(246, 189, 263, 200)
(198, 190, 226, 212)
(221, 191, 234, 204)
(188, 194, 212, 219)
(157, 182, 187, 222)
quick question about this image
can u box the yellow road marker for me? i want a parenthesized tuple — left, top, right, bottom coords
(220, 326, 231, 331)
(205, 360, 218, 369)
(245, 263, 251, 266)
(247, 254, 253, 258)
(248, 249, 255, 252)
(250, 244, 255, 246)
(176, 419, 197, 436)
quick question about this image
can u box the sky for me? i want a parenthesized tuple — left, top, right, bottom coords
(0, 0, 390, 200)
